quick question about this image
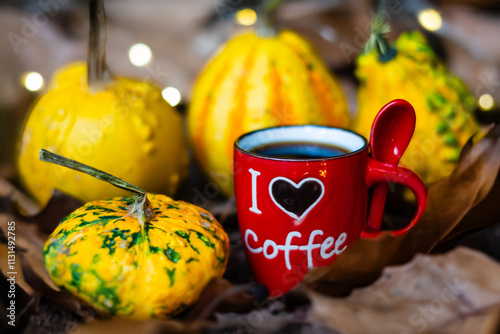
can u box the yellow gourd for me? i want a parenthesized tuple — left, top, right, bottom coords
(354, 30, 480, 184)
(188, 30, 350, 196)
(18, 64, 189, 205)
(41, 150, 229, 319)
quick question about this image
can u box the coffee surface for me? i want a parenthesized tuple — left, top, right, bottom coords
(251, 142, 348, 159)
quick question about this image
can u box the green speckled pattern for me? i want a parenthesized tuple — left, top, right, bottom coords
(43, 193, 229, 319)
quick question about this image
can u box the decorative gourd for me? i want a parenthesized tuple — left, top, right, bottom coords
(40, 150, 229, 319)
(188, 29, 350, 196)
(18, 0, 188, 206)
(354, 27, 480, 184)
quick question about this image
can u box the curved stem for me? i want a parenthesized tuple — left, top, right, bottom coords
(363, 11, 396, 62)
(39, 149, 145, 197)
(39, 149, 154, 223)
(374, 0, 390, 56)
(87, 0, 110, 91)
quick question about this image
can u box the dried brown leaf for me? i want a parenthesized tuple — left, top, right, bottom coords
(423, 124, 500, 242)
(0, 213, 59, 292)
(0, 244, 34, 295)
(303, 124, 500, 295)
(308, 247, 500, 334)
(0, 178, 39, 216)
(184, 279, 255, 321)
(0, 187, 89, 312)
(0, 209, 94, 321)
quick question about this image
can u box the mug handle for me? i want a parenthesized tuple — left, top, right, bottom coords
(360, 159, 428, 238)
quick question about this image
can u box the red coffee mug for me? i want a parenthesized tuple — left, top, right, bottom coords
(234, 125, 427, 297)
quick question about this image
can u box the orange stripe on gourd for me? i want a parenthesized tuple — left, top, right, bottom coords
(225, 39, 260, 165)
(244, 40, 274, 132)
(268, 49, 286, 125)
(272, 40, 315, 125)
(189, 34, 252, 168)
(280, 30, 348, 127)
(202, 38, 257, 185)
(310, 70, 343, 126)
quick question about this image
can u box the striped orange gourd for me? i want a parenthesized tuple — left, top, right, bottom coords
(188, 30, 350, 196)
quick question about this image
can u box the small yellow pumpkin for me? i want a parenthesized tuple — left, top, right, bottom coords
(18, 64, 189, 206)
(354, 30, 480, 184)
(188, 30, 350, 196)
(41, 150, 229, 319)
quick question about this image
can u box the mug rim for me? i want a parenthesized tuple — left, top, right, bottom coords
(234, 125, 369, 162)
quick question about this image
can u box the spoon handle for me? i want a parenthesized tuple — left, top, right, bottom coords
(366, 183, 389, 231)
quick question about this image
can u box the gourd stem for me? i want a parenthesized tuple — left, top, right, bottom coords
(256, 0, 282, 37)
(39, 149, 146, 197)
(87, 0, 110, 91)
(376, 35, 390, 56)
(363, 11, 396, 62)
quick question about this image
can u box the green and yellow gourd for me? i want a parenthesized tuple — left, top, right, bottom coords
(188, 3, 350, 196)
(354, 26, 480, 184)
(41, 150, 229, 319)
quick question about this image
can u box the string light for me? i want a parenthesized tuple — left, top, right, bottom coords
(128, 43, 152, 67)
(235, 9, 257, 26)
(478, 94, 494, 111)
(162, 87, 181, 107)
(418, 9, 443, 32)
(23, 72, 44, 92)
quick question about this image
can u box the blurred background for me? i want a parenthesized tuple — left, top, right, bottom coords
(1, 0, 499, 183)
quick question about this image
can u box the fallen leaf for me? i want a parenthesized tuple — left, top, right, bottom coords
(435, 166, 500, 250)
(0, 209, 94, 322)
(0, 213, 59, 292)
(303, 125, 500, 295)
(0, 244, 33, 295)
(0, 178, 39, 216)
(183, 279, 255, 321)
(308, 247, 500, 334)
(424, 124, 500, 244)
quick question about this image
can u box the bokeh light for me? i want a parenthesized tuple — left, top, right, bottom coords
(418, 9, 443, 32)
(23, 72, 44, 92)
(162, 87, 181, 107)
(478, 94, 494, 111)
(235, 9, 257, 26)
(129, 43, 152, 67)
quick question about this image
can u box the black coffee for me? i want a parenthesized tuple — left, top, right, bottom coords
(252, 142, 348, 159)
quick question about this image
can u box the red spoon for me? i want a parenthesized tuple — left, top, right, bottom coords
(361, 99, 416, 237)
